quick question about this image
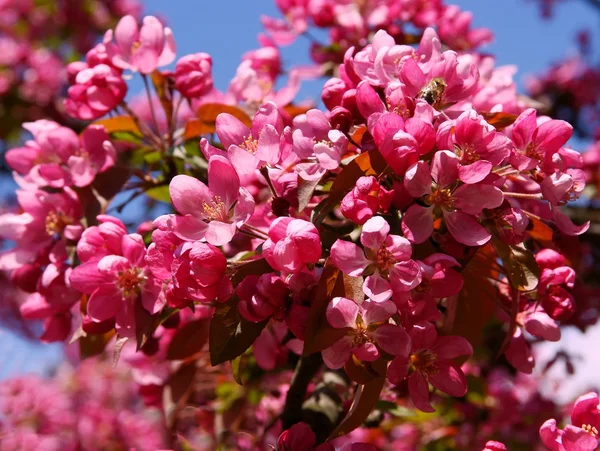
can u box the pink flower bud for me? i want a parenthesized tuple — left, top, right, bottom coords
(174, 52, 213, 98)
(321, 77, 347, 110)
(65, 63, 127, 120)
(262, 218, 322, 273)
(329, 106, 353, 133)
(237, 274, 289, 323)
(341, 176, 390, 225)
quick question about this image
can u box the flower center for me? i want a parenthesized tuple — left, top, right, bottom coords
(582, 424, 599, 437)
(202, 196, 229, 222)
(240, 135, 259, 154)
(524, 142, 543, 161)
(454, 143, 480, 164)
(45, 210, 73, 236)
(116, 267, 144, 297)
(352, 317, 372, 346)
(131, 40, 142, 54)
(376, 246, 397, 273)
(425, 187, 454, 210)
(410, 349, 439, 376)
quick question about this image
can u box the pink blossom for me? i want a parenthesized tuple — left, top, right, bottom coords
(331, 216, 421, 302)
(436, 109, 511, 184)
(510, 108, 573, 171)
(262, 217, 321, 273)
(254, 322, 302, 370)
(340, 176, 393, 225)
(292, 109, 348, 180)
(321, 296, 410, 369)
(402, 150, 504, 246)
(388, 321, 473, 412)
(237, 273, 289, 322)
(70, 233, 165, 338)
(0, 188, 83, 271)
(168, 155, 255, 246)
(540, 392, 600, 451)
(437, 5, 494, 51)
(174, 52, 213, 98)
(505, 328, 535, 374)
(5, 121, 116, 188)
(482, 441, 507, 451)
(215, 101, 285, 175)
(65, 63, 127, 120)
(110, 15, 176, 74)
(77, 215, 128, 263)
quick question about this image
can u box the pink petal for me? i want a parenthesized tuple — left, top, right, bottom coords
(388, 356, 410, 385)
(157, 27, 176, 67)
(208, 155, 240, 208)
(458, 160, 493, 184)
(363, 272, 392, 303)
(256, 124, 281, 165)
(431, 150, 459, 187)
(330, 239, 369, 277)
(172, 215, 209, 241)
(524, 311, 561, 342)
(216, 113, 251, 149)
(408, 372, 435, 413)
(443, 210, 491, 246)
(402, 205, 434, 244)
(69, 261, 107, 294)
(429, 361, 468, 396)
(326, 296, 358, 329)
(360, 299, 396, 325)
(356, 81, 385, 119)
(228, 145, 260, 175)
(371, 324, 411, 357)
(453, 184, 504, 215)
(321, 336, 353, 369)
(562, 425, 599, 451)
(432, 336, 473, 359)
(121, 233, 146, 266)
(539, 419, 564, 451)
(389, 260, 422, 292)
(114, 15, 138, 57)
(553, 208, 590, 236)
(205, 221, 237, 247)
(87, 284, 122, 322)
(360, 216, 390, 250)
(353, 342, 380, 362)
(169, 175, 211, 217)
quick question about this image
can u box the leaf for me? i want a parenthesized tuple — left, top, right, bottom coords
(480, 112, 518, 130)
(344, 356, 387, 384)
(163, 362, 197, 428)
(283, 103, 311, 119)
(79, 330, 115, 359)
(492, 238, 539, 291)
(150, 70, 174, 129)
(231, 355, 243, 385)
(167, 319, 210, 361)
(135, 302, 161, 351)
(184, 104, 252, 140)
(449, 244, 499, 348)
(93, 116, 141, 135)
(113, 336, 129, 367)
(297, 176, 321, 212)
(303, 263, 353, 356)
(231, 258, 273, 285)
(313, 149, 387, 226)
(327, 376, 386, 439)
(145, 185, 171, 203)
(209, 299, 269, 366)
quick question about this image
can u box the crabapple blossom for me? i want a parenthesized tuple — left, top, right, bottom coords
(340, 176, 393, 224)
(388, 321, 473, 412)
(168, 155, 255, 246)
(174, 52, 213, 98)
(262, 217, 322, 273)
(321, 296, 410, 369)
(331, 216, 421, 302)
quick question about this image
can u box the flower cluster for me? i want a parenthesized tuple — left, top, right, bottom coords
(0, 1, 597, 450)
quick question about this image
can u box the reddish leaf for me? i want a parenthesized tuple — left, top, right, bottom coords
(209, 298, 269, 366)
(303, 263, 356, 356)
(93, 116, 141, 135)
(166, 319, 210, 361)
(231, 258, 273, 285)
(135, 302, 161, 351)
(184, 104, 252, 140)
(150, 70, 174, 129)
(283, 103, 311, 119)
(297, 176, 321, 212)
(480, 111, 519, 130)
(313, 149, 387, 226)
(328, 376, 386, 439)
(449, 245, 499, 348)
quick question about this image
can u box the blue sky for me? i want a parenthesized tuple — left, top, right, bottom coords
(2, 0, 599, 379)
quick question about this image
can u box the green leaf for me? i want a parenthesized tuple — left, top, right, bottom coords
(492, 238, 539, 291)
(231, 355, 243, 385)
(209, 299, 269, 366)
(166, 319, 210, 361)
(146, 185, 171, 203)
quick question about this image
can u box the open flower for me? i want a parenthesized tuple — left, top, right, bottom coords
(70, 233, 165, 338)
(388, 321, 473, 412)
(168, 155, 255, 246)
(321, 297, 410, 369)
(402, 150, 504, 246)
(331, 216, 421, 302)
(540, 392, 600, 451)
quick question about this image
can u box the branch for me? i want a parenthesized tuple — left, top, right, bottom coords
(280, 353, 323, 430)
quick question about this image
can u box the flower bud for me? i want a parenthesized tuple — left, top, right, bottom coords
(174, 52, 213, 98)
